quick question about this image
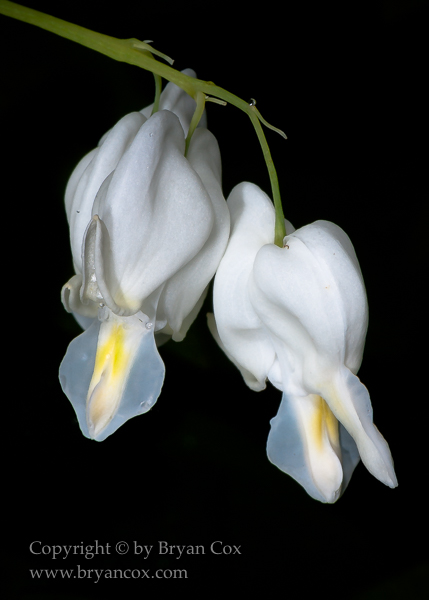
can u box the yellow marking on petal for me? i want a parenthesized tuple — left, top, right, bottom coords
(305, 394, 343, 502)
(86, 322, 133, 438)
(311, 395, 340, 451)
(94, 323, 130, 379)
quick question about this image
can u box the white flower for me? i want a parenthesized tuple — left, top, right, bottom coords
(209, 182, 397, 503)
(60, 71, 230, 441)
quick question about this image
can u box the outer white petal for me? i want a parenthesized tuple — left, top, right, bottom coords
(65, 112, 146, 274)
(64, 148, 97, 225)
(156, 127, 229, 340)
(288, 221, 368, 373)
(140, 68, 207, 133)
(91, 110, 214, 315)
(59, 309, 165, 441)
(250, 222, 368, 392)
(212, 182, 294, 390)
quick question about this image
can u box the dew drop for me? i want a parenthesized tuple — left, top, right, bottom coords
(249, 98, 257, 106)
(139, 400, 150, 413)
(145, 322, 153, 330)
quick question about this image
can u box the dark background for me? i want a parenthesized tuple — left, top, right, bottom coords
(2, 0, 427, 597)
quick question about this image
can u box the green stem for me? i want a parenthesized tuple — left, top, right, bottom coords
(248, 106, 286, 246)
(151, 72, 162, 115)
(0, 0, 287, 246)
(185, 91, 206, 157)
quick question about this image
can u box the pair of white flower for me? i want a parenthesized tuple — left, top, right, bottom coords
(60, 71, 397, 502)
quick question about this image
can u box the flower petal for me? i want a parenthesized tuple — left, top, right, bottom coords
(319, 368, 397, 488)
(250, 228, 364, 375)
(267, 392, 345, 503)
(156, 127, 229, 340)
(286, 221, 368, 373)
(93, 110, 215, 315)
(65, 112, 146, 275)
(212, 182, 294, 390)
(59, 310, 165, 441)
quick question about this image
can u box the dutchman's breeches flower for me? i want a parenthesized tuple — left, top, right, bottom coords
(210, 182, 397, 503)
(60, 72, 230, 441)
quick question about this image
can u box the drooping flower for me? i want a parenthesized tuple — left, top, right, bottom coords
(209, 182, 397, 502)
(60, 71, 230, 441)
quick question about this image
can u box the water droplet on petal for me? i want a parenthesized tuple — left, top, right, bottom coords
(145, 322, 153, 330)
(139, 400, 151, 414)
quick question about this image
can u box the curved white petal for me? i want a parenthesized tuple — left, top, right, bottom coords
(250, 227, 366, 374)
(59, 309, 165, 441)
(64, 147, 97, 224)
(286, 221, 368, 373)
(207, 312, 265, 390)
(212, 182, 294, 390)
(156, 127, 229, 339)
(320, 368, 397, 488)
(65, 112, 146, 274)
(92, 110, 214, 315)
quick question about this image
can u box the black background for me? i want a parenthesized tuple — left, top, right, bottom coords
(2, 0, 428, 597)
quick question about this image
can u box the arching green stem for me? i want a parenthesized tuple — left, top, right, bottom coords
(0, 0, 287, 245)
(248, 106, 286, 246)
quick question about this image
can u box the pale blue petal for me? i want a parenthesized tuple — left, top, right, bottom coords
(73, 312, 95, 331)
(267, 392, 362, 502)
(267, 392, 340, 503)
(59, 319, 165, 441)
(59, 319, 100, 437)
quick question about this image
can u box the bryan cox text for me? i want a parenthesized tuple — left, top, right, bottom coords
(29, 540, 241, 560)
